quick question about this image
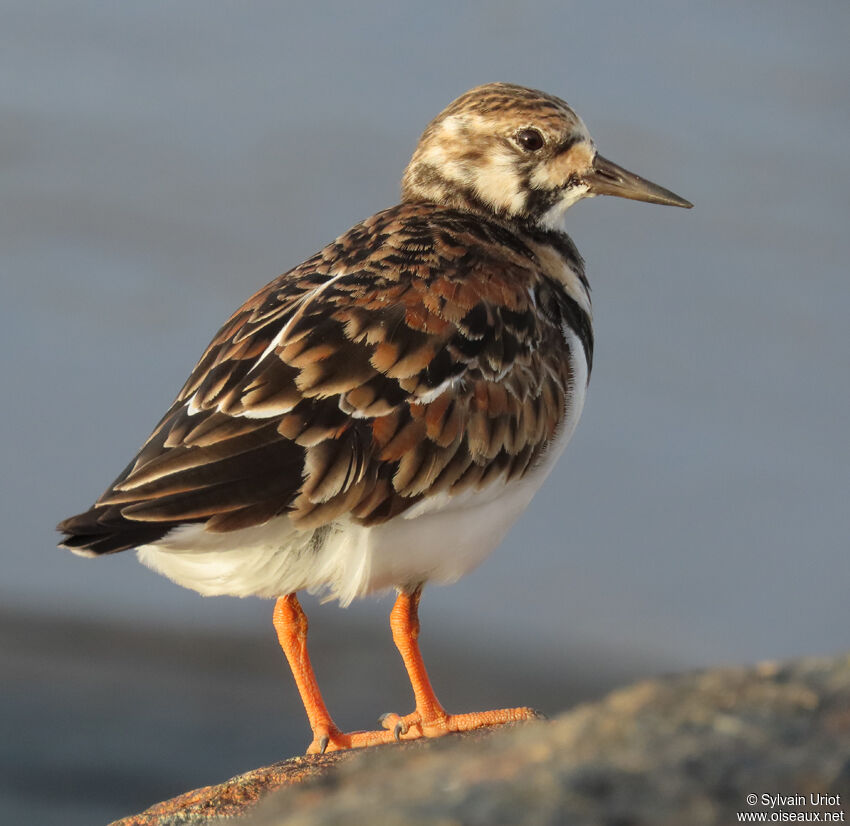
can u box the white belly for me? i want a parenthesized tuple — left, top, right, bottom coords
(137, 333, 588, 604)
(136, 471, 547, 605)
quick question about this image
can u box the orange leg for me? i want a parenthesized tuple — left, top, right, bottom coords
(379, 586, 537, 741)
(273, 594, 397, 754)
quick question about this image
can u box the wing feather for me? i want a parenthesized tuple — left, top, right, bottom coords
(58, 204, 585, 553)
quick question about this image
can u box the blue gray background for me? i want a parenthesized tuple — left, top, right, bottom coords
(2, 2, 848, 823)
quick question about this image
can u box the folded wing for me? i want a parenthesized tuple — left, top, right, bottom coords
(58, 205, 575, 554)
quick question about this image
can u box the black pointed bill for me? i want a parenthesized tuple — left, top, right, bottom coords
(585, 154, 692, 208)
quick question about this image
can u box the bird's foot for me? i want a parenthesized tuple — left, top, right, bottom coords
(378, 706, 539, 742)
(307, 707, 540, 752)
(306, 722, 399, 755)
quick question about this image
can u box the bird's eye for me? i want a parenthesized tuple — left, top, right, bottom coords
(515, 128, 545, 151)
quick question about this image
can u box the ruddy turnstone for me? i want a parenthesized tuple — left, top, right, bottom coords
(58, 83, 691, 754)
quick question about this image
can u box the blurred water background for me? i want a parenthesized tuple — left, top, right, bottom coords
(2, 1, 848, 823)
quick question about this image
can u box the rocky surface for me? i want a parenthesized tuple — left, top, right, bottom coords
(111, 653, 850, 826)
(108, 753, 349, 825)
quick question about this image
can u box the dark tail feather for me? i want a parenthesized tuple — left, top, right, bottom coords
(57, 507, 172, 556)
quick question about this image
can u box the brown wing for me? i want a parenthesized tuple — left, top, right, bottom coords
(58, 204, 576, 554)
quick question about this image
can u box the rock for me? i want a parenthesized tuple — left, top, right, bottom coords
(111, 654, 850, 826)
(108, 753, 349, 825)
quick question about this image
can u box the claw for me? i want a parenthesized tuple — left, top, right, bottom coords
(378, 712, 409, 739)
(318, 734, 329, 755)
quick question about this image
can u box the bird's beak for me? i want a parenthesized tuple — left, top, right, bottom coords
(585, 153, 692, 208)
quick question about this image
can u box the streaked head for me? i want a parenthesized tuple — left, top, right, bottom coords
(402, 82, 691, 227)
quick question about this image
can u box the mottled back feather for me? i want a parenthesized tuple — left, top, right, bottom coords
(58, 203, 591, 553)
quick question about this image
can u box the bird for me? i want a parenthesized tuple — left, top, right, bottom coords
(58, 82, 691, 755)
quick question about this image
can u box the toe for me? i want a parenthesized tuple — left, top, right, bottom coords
(378, 712, 409, 737)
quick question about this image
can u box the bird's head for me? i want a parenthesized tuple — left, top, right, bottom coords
(402, 82, 691, 227)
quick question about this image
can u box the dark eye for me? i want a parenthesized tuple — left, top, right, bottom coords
(515, 128, 545, 151)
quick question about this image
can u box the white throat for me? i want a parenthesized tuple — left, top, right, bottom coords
(539, 185, 590, 229)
